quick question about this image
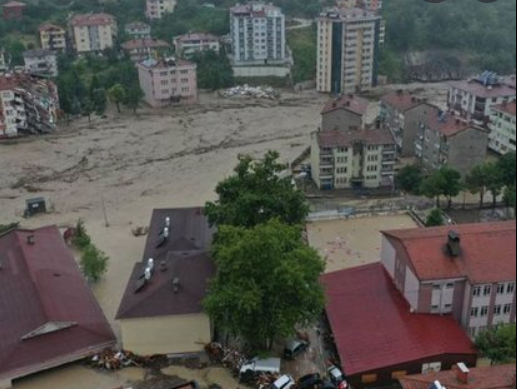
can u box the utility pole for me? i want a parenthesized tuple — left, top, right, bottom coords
(101, 195, 110, 228)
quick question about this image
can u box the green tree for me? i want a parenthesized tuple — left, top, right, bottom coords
(420, 167, 462, 209)
(81, 96, 95, 122)
(80, 244, 109, 283)
(92, 88, 108, 116)
(396, 165, 423, 194)
(498, 152, 517, 187)
(72, 219, 91, 250)
(108, 84, 126, 113)
(124, 85, 144, 114)
(205, 151, 310, 228)
(504, 185, 517, 218)
(204, 219, 325, 350)
(466, 163, 496, 209)
(426, 209, 445, 227)
(191, 49, 234, 91)
(485, 163, 505, 208)
(476, 324, 517, 365)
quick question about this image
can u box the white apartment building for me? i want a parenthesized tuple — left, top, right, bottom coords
(125, 22, 152, 40)
(69, 13, 117, 54)
(317, 7, 384, 94)
(230, 2, 287, 66)
(174, 33, 221, 58)
(311, 127, 397, 190)
(489, 101, 516, 155)
(23, 49, 58, 77)
(449, 72, 516, 123)
(146, 0, 177, 20)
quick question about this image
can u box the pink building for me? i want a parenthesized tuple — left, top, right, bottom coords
(381, 221, 516, 339)
(137, 57, 197, 108)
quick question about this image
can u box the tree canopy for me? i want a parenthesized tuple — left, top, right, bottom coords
(204, 219, 325, 350)
(396, 165, 424, 195)
(426, 209, 445, 227)
(420, 166, 462, 209)
(205, 151, 310, 228)
(476, 324, 517, 365)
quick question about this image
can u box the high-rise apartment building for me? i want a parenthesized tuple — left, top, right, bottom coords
(69, 13, 117, 54)
(229, 2, 287, 66)
(146, 0, 177, 20)
(317, 7, 384, 94)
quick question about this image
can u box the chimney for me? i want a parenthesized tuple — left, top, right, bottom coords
(27, 235, 35, 245)
(455, 363, 470, 384)
(448, 231, 461, 257)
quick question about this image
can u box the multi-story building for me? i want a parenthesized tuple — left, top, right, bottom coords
(229, 3, 287, 66)
(69, 13, 117, 54)
(416, 109, 488, 176)
(381, 221, 516, 338)
(125, 22, 152, 40)
(488, 101, 516, 155)
(0, 73, 59, 138)
(146, 0, 177, 20)
(317, 7, 384, 95)
(381, 90, 437, 157)
(174, 33, 221, 58)
(38, 24, 67, 52)
(311, 126, 396, 190)
(449, 72, 516, 124)
(122, 39, 170, 63)
(137, 57, 198, 108)
(23, 49, 58, 77)
(321, 94, 370, 131)
(2, 1, 26, 20)
(337, 0, 383, 12)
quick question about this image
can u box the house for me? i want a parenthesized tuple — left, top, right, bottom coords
(337, 0, 384, 12)
(38, 24, 67, 52)
(415, 109, 488, 176)
(320, 94, 370, 131)
(174, 33, 221, 58)
(146, 0, 177, 20)
(116, 208, 216, 356)
(125, 22, 152, 40)
(2, 1, 26, 20)
(69, 13, 118, 54)
(121, 39, 170, 63)
(311, 126, 397, 190)
(317, 7, 384, 94)
(321, 263, 478, 388)
(0, 226, 116, 389)
(381, 221, 517, 338)
(449, 72, 516, 124)
(0, 73, 59, 138)
(23, 49, 58, 77)
(399, 363, 517, 389)
(489, 101, 516, 155)
(137, 57, 198, 108)
(381, 90, 438, 157)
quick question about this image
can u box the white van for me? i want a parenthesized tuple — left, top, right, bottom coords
(239, 357, 281, 381)
(271, 375, 296, 389)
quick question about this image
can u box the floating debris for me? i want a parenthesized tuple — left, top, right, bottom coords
(220, 85, 279, 100)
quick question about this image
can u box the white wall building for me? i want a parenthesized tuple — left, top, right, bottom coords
(23, 49, 58, 77)
(146, 0, 177, 20)
(489, 101, 516, 155)
(69, 13, 118, 54)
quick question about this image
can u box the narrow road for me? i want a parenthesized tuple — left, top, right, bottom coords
(287, 18, 313, 31)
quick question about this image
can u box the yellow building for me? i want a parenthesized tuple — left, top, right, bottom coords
(116, 208, 216, 356)
(38, 24, 67, 52)
(69, 13, 117, 54)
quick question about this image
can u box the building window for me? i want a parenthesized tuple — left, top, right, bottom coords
(468, 327, 477, 338)
(504, 304, 513, 315)
(446, 283, 455, 289)
(361, 374, 378, 384)
(471, 307, 479, 317)
(483, 285, 492, 296)
(508, 283, 516, 294)
(481, 306, 489, 317)
(433, 284, 441, 290)
(494, 305, 502, 316)
(473, 286, 482, 297)
(497, 283, 506, 294)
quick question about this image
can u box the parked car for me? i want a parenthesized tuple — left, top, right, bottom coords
(271, 375, 296, 389)
(284, 340, 309, 360)
(239, 357, 281, 383)
(328, 366, 348, 388)
(298, 373, 322, 389)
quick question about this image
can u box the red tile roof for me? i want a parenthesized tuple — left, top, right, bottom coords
(399, 364, 517, 389)
(321, 263, 477, 377)
(381, 91, 432, 112)
(0, 226, 116, 382)
(317, 127, 395, 148)
(492, 101, 517, 117)
(122, 39, 170, 50)
(70, 13, 115, 27)
(116, 208, 216, 320)
(382, 221, 517, 283)
(175, 33, 220, 43)
(450, 80, 516, 99)
(321, 94, 370, 116)
(38, 23, 65, 32)
(425, 108, 486, 137)
(2, 1, 26, 8)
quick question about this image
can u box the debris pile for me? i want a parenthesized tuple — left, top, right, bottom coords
(220, 85, 279, 100)
(132, 226, 150, 237)
(89, 349, 167, 371)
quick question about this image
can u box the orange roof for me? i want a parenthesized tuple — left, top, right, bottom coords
(382, 221, 517, 283)
(318, 127, 395, 148)
(381, 90, 432, 112)
(2, 1, 26, 8)
(38, 23, 65, 32)
(322, 94, 370, 116)
(493, 101, 517, 117)
(400, 364, 517, 389)
(122, 39, 170, 50)
(70, 13, 115, 27)
(426, 107, 486, 138)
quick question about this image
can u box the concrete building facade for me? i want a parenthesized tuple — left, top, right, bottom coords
(23, 49, 58, 77)
(416, 110, 488, 176)
(146, 0, 177, 20)
(380, 91, 437, 157)
(311, 127, 396, 190)
(69, 13, 117, 54)
(449, 72, 516, 124)
(174, 33, 221, 58)
(137, 57, 198, 108)
(488, 101, 516, 155)
(125, 22, 152, 40)
(321, 94, 370, 131)
(229, 3, 287, 66)
(38, 24, 67, 52)
(382, 222, 516, 339)
(121, 39, 170, 63)
(317, 7, 384, 94)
